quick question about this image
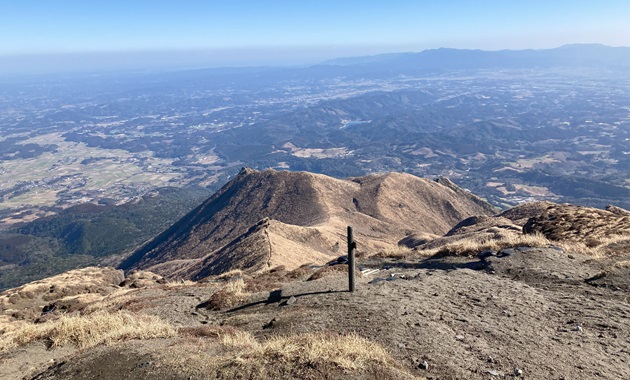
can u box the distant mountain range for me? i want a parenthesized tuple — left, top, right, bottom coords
(321, 44, 630, 71)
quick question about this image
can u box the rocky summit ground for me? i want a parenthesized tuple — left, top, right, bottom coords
(1, 242, 629, 380)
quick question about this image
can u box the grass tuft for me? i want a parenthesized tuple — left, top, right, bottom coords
(307, 265, 362, 281)
(374, 245, 415, 259)
(203, 278, 250, 310)
(0, 310, 175, 352)
(162, 330, 420, 379)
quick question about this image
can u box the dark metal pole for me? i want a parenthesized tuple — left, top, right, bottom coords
(348, 226, 356, 292)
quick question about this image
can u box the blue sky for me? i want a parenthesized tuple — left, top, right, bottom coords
(0, 0, 628, 72)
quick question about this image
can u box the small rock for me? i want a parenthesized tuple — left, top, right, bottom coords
(286, 296, 297, 305)
(498, 248, 516, 257)
(574, 325, 583, 332)
(486, 370, 499, 376)
(455, 335, 465, 340)
(398, 342, 406, 349)
(262, 318, 277, 329)
(369, 278, 386, 285)
(479, 249, 497, 259)
(42, 303, 57, 314)
(514, 368, 523, 377)
(35, 313, 59, 324)
(486, 355, 495, 363)
(419, 360, 429, 370)
(568, 254, 575, 259)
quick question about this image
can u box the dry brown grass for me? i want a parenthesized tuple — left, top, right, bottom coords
(81, 288, 136, 313)
(593, 234, 630, 254)
(429, 202, 630, 259)
(178, 325, 240, 338)
(307, 265, 363, 281)
(285, 263, 314, 279)
(0, 310, 175, 352)
(213, 269, 245, 280)
(222, 331, 391, 370)
(424, 232, 553, 257)
(223, 278, 246, 293)
(201, 267, 308, 310)
(523, 204, 630, 246)
(0, 267, 123, 308)
(375, 245, 415, 259)
(0, 267, 126, 325)
(421, 227, 629, 258)
(243, 271, 284, 293)
(552, 234, 630, 258)
(161, 329, 420, 379)
(203, 278, 251, 310)
(164, 279, 197, 287)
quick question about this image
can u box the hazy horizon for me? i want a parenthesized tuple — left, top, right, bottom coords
(1, 0, 629, 74)
(2, 42, 630, 76)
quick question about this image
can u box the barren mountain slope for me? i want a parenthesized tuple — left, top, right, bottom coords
(523, 203, 630, 244)
(183, 218, 341, 281)
(119, 168, 332, 270)
(119, 169, 496, 277)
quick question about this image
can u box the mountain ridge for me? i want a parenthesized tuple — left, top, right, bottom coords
(119, 168, 497, 277)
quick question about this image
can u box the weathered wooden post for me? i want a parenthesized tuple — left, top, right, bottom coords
(347, 226, 356, 292)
